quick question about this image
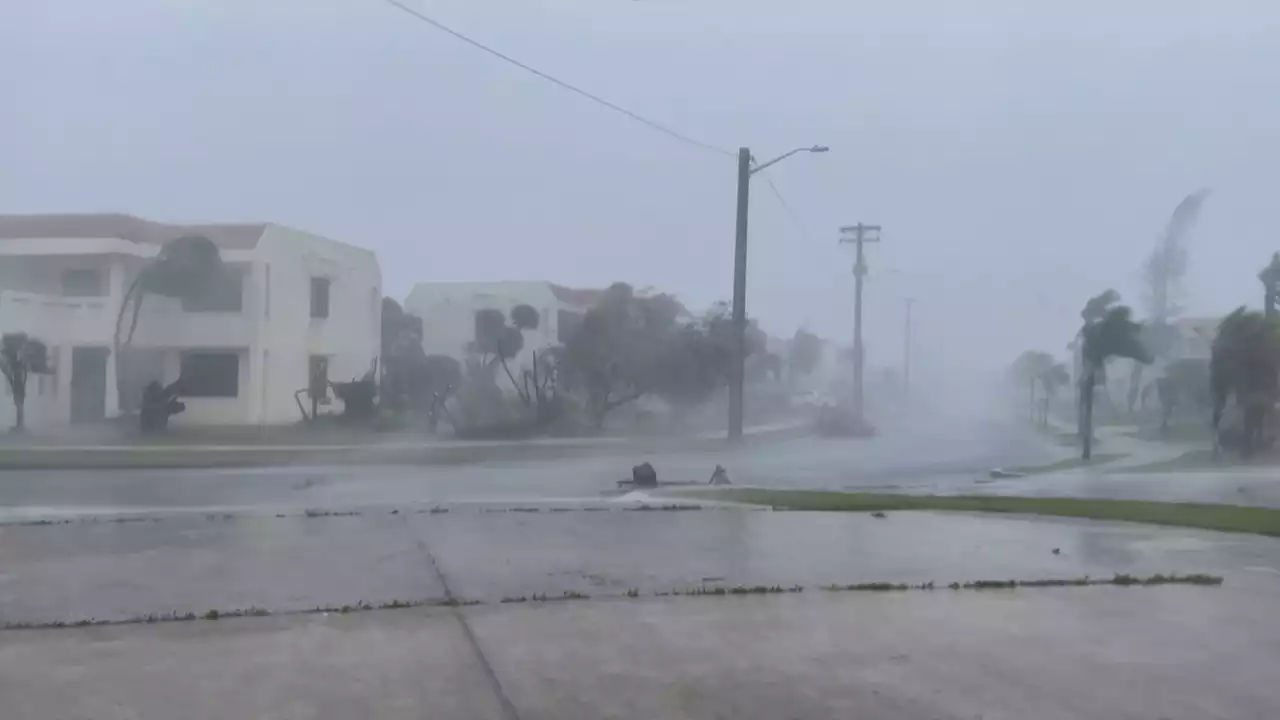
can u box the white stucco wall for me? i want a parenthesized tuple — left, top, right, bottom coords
(1, 224, 381, 429)
(251, 225, 381, 425)
(404, 281, 570, 377)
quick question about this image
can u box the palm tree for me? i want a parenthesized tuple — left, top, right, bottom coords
(1210, 307, 1280, 456)
(113, 235, 223, 410)
(1011, 351, 1052, 423)
(1, 333, 51, 431)
(1011, 351, 1069, 427)
(1078, 292, 1152, 459)
(1038, 361, 1070, 427)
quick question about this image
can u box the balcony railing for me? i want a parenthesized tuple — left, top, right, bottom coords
(0, 289, 254, 349)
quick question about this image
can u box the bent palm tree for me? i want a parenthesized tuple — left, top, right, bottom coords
(1079, 292, 1151, 459)
(113, 236, 223, 411)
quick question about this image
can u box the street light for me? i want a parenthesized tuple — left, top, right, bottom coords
(728, 144, 828, 441)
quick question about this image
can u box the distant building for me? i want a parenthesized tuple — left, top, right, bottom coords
(403, 280, 693, 373)
(0, 213, 381, 428)
(403, 281, 599, 371)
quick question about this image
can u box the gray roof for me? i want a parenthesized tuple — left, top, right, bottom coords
(0, 213, 267, 249)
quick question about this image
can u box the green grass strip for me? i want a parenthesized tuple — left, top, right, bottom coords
(1004, 453, 1124, 474)
(684, 489, 1280, 537)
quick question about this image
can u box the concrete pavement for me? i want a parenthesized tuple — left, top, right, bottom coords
(3, 585, 1278, 720)
(4, 507, 1279, 626)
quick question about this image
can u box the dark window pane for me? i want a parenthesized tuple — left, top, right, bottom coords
(311, 277, 330, 318)
(308, 355, 329, 401)
(179, 352, 239, 398)
(60, 269, 103, 297)
(182, 272, 243, 312)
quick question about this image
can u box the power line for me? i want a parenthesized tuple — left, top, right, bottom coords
(381, 0, 736, 158)
(762, 175, 813, 243)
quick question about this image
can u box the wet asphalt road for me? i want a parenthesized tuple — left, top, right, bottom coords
(0, 416, 1054, 519)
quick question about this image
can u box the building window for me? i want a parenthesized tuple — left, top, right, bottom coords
(179, 352, 239, 398)
(182, 272, 243, 313)
(308, 355, 330, 404)
(60, 269, 103, 297)
(310, 277, 330, 319)
(557, 310, 584, 343)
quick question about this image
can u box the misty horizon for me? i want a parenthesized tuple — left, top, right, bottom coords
(4, 0, 1277, 392)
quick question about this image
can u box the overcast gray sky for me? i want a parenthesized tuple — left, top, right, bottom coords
(3, 0, 1278, 384)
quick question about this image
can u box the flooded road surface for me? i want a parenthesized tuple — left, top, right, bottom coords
(0, 416, 1054, 519)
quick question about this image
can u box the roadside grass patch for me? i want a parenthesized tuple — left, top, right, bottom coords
(1125, 424, 1212, 444)
(665, 584, 804, 597)
(1003, 453, 1124, 475)
(682, 489, 1280, 537)
(1, 572, 1225, 631)
(1120, 449, 1280, 474)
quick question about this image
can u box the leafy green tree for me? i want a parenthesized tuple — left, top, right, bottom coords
(1156, 357, 1210, 431)
(1039, 362, 1070, 426)
(510, 304, 540, 332)
(1, 333, 51, 431)
(1011, 351, 1050, 421)
(1078, 291, 1152, 459)
(1010, 351, 1067, 426)
(380, 298, 427, 412)
(1210, 307, 1280, 456)
(560, 283, 663, 427)
(788, 329, 823, 381)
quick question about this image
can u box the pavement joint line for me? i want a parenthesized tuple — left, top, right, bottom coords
(407, 519, 523, 720)
(0, 573, 1225, 632)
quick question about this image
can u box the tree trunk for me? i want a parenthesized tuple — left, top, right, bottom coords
(14, 396, 24, 430)
(113, 273, 146, 412)
(1127, 362, 1143, 417)
(1080, 366, 1095, 460)
(1028, 378, 1036, 423)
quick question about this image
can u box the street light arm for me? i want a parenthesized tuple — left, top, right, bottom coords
(749, 145, 828, 176)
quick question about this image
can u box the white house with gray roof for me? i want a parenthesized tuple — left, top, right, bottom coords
(0, 213, 381, 428)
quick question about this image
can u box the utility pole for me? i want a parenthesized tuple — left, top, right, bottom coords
(839, 223, 881, 419)
(727, 144, 828, 441)
(903, 297, 915, 397)
(728, 147, 752, 441)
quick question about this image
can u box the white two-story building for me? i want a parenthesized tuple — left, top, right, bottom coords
(0, 213, 381, 428)
(403, 281, 603, 371)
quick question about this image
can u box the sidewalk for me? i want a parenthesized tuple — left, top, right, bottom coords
(1041, 417, 1201, 470)
(4, 587, 1277, 720)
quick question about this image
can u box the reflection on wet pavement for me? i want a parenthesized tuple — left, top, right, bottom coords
(3, 508, 1278, 626)
(0, 419, 1055, 519)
